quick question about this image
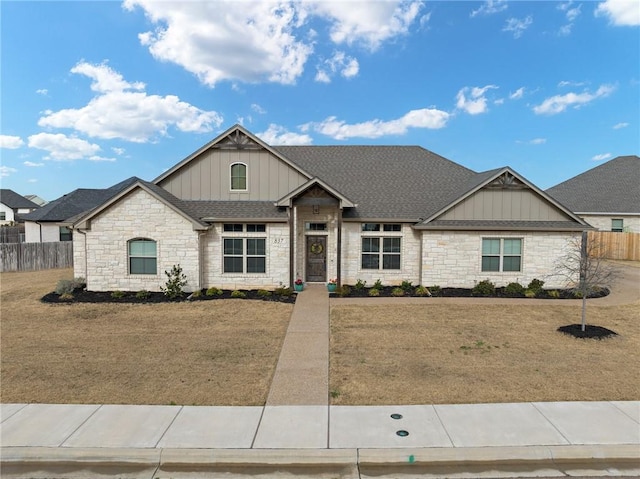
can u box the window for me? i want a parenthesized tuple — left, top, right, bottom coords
(481, 238, 522, 272)
(223, 238, 266, 273)
(224, 224, 243, 232)
(224, 223, 266, 232)
(129, 239, 157, 275)
(362, 223, 401, 232)
(59, 226, 73, 242)
(230, 163, 247, 191)
(305, 222, 327, 231)
(246, 224, 266, 232)
(362, 223, 380, 232)
(611, 219, 624, 233)
(383, 224, 401, 232)
(362, 237, 401, 270)
(0, 212, 5, 221)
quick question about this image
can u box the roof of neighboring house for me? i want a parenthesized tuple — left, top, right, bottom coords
(24, 194, 48, 206)
(546, 155, 640, 214)
(0, 189, 40, 209)
(22, 177, 139, 222)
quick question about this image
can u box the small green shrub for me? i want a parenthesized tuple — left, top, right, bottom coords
(230, 290, 246, 298)
(504, 282, 525, 296)
(59, 292, 74, 301)
(391, 287, 405, 297)
(472, 279, 495, 297)
(55, 279, 75, 295)
(549, 290, 560, 299)
(400, 280, 413, 293)
(136, 290, 151, 299)
(373, 279, 383, 289)
(111, 290, 125, 299)
(524, 289, 536, 298)
(72, 277, 86, 289)
(368, 288, 380, 297)
(527, 278, 545, 294)
(336, 285, 351, 297)
(274, 286, 293, 297)
(206, 287, 223, 296)
(190, 289, 201, 298)
(161, 264, 187, 299)
(414, 285, 431, 297)
(257, 289, 272, 298)
(573, 290, 584, 299)
(354, 278, 366, 290)
(430, 285, 441, 296)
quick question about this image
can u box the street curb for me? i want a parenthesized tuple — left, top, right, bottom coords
(2, 444, 639, 477)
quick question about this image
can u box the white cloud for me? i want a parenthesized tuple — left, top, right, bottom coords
(456, 85, 498, 115)
(558, 23, 574, 35)
(470, 0, 508, 17)
(503, 16, 533, 38)
(304, 108, 450, 140)
(0, 166, 18, 177)
(24, 161, 45, 167)
(557, 2, 582, 35)
(529, 138, 547, 145)
(251, 103, 266, 115)
(257, 124, 313, 145)
(36, 88, 48, 95)
(27, 133, 102, 161)
(315, 51, 359, 83)
(28, 179, 38, 183)
(613, 122, 629, 129)
(0, 135, 24, 149)
(38, 62, 222, 143)
(592, 153, 612, 161)
(595, 0, 640, 26)
(124, 1, 421, 87)
(533, 84, 614, 115)
(509, 87, 525, 100)
(558, 80, 586, 87)
(111, 147, 125, 155)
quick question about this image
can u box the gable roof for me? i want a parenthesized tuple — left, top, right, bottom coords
(275, 177, 356, 208)
(546, 155, 640, 214)
(0, 189, 40, 209)
(22, 177, 139, 223)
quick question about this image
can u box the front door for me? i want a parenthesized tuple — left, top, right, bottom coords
(306, 236, 327, 282)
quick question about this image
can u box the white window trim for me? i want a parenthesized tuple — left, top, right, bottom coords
(222, 232, 268, 275)
(360, 235, 403, 271)
(481, 237, 523, 273)
(230, 162, 248, 192)
(128, 238, 159, 276)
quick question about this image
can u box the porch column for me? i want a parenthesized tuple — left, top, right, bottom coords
(337, 209, 342, 287)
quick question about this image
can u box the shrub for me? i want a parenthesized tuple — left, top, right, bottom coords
(549, 290, 560, 299)
(472, 279, 495, 297)
(111, 290, 125, 299)
(414, 285, 431, 297)
(59, 292, 74, 301)
(206, 287, 223, 296)
(504, 282, 525, 297)
(161, 264, 187, 299)
(274, 286, 293, 297)
(136, 290, 151, 299)
(368, 288, 380, 297)
(354, 278, 366, 290)
(373, 279, 383, 289)
(527, 278, 545, 294)
(190, 290, 201, 298)
(55, 279, 75, 295)
(257, 289, 272, 298)
(391, 287, 405, 297)
(336, 285, 351, 297)
(230, 290, 246, 298)
(72, 277, 86, 289)
(430, 285, 442, 296)
(400, 280, 413, 293)
(524, 289, 536, 298)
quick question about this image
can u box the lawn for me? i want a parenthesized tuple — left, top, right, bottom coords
(0, 269, 292, 406)
(330, 301, 640, 404)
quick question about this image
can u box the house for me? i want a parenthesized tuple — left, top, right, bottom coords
(23, 178, 138, 243)
(0, 189, 39, 225)
(546, 155, 640, 233)
(72, 124, 590, 292)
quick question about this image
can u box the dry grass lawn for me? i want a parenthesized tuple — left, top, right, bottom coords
(330, 301, 640, 405)
(1, 269, 292, 406)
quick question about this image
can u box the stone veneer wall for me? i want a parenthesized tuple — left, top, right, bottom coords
(73, 232, 86, 279)
(294, 205, 339, 282)
(421, 231, 578, 289)
(341, 222, 422, 286)
(82, 189, 200, 292)
(203, 222, 290, 290)
(581, 215, 640, 233)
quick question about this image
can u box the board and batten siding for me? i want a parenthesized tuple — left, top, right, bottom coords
(158, 148, 309, 201)
(440, 188, 569, 221)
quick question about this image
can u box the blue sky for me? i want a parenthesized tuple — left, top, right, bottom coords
(1, 0, 638, 201)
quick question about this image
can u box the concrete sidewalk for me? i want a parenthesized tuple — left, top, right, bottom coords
(2, 401, 639, 478)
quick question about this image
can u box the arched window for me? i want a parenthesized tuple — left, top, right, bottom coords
(128, 239, 157, 275)
(230, 163, 247, 191)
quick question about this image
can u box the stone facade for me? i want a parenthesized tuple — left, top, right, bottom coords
(79, 189, 200, 292)
(581, 215, 640, 233)
(421, 231, 577, 289)
(294, 205, 339, 283)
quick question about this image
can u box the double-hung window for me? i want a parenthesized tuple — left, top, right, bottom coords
(129, 239, 157, 275)
(361, 223, 402, 270)
(611, 219, 624, 233)
(481, 238, 522, 272)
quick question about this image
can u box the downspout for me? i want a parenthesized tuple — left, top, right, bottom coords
(417, 226, 423, 286)
(289, 206, 294, 288)
(198, 230, 207, 290)
(337, 209, 342, 287)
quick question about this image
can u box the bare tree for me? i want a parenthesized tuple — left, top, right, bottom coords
(554, 231, 618, 332)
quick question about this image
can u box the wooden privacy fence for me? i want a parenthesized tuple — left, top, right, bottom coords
(588, 231, 640, 261)
(0, 242, 73, 272)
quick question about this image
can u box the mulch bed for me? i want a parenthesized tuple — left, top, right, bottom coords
(334, 286, 610, 299)
(557, 324, 618, 340)
(41, 289, 297, 304)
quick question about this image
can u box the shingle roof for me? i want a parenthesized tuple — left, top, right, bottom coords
(0, 189, 40, 209)
(274, 145, 478, 220)
(22, 177, 139, 222)
(182, 201, 287, 220)
(546, 155, 640, 214)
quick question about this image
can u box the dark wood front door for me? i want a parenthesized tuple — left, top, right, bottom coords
(306, 236, 327, 282)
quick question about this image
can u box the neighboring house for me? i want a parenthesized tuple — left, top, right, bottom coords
(22, 178, 138, 243)
(24, 194, 48, 207)
(546, 155, 640, 233)
(72, 124, 590, 292)
(0, 189, 39, 225)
